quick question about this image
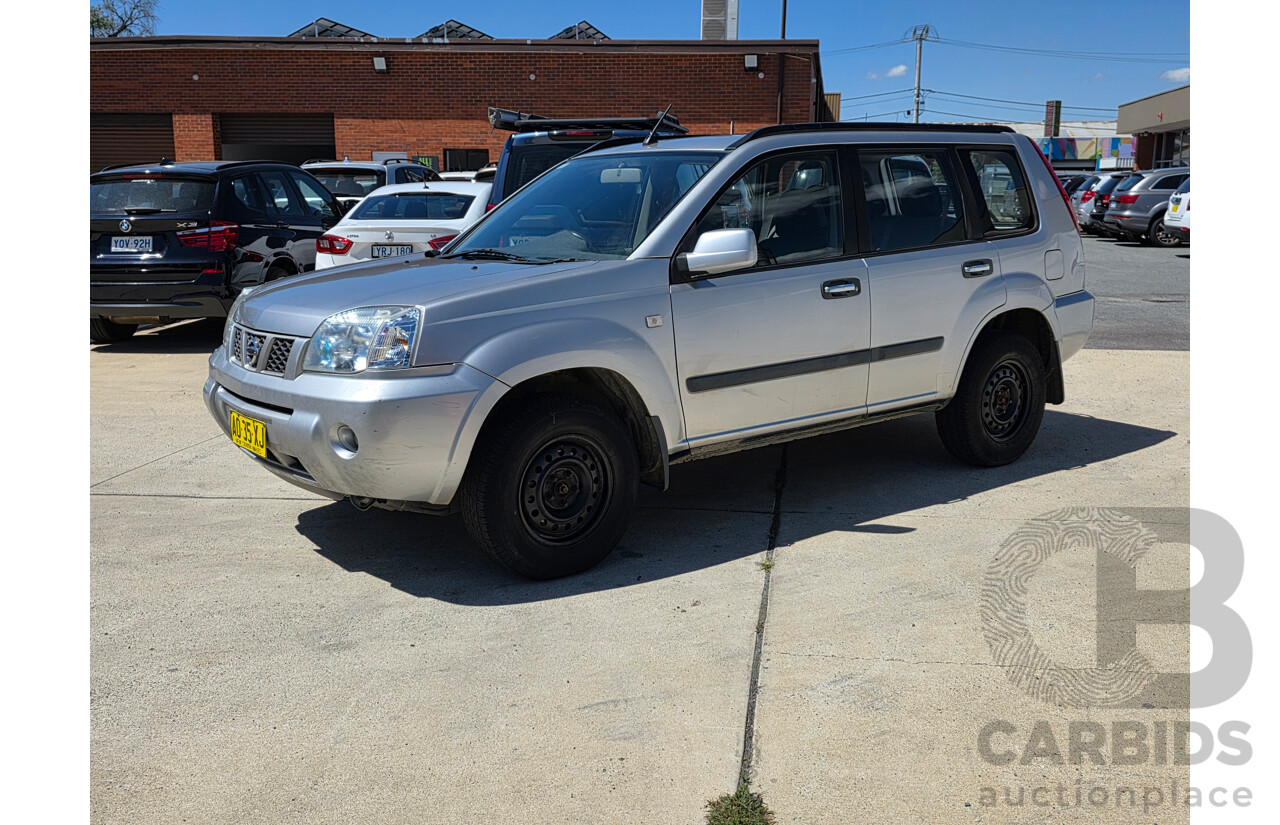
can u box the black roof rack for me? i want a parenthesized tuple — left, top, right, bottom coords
(487, 106, 687, 135)
(728, 121, 1015, 149)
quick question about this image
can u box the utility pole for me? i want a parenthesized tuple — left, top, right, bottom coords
(910, 24, 931, 124)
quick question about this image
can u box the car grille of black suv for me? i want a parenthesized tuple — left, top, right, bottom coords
(229, 325, 301, 376)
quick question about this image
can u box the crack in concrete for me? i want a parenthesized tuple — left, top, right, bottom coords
(737, 444, 788, 787)
(771, 650, 1168, 676)
(89, 434, 226, 489)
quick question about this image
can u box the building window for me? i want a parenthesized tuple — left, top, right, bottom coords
(444, 149, 489, 172)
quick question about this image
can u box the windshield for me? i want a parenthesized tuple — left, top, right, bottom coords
(452, 150, 724, 262)
(308, 169, 383, 198)
(1096, 176, 1124, 195)
(91, 176, 216, 214)
(350, 192, 476, 221)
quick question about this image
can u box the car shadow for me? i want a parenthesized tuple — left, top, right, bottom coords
(90, 318, 224, 354)
(294, 409, 1176, 605)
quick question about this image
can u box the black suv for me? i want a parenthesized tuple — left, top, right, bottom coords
(485, 107, 688, 209)
(90, 160, 344, 344)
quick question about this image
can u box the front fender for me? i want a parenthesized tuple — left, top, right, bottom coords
(431, 317, 684, 502)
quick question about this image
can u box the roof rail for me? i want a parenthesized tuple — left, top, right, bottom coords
(727, 121, 1015, 149)
(302, 158, 338, 165)
(380, 157, 413, 165)
(488, 105, 687, 135)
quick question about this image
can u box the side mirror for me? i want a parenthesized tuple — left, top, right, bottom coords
(675, 228, 758, 278)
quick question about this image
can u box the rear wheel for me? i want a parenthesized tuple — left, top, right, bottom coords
(936, 333, 1046, 467)
(90, 317, 137, 344)
(1148, 216, 1182, 248)
(459, 394, 639, 579)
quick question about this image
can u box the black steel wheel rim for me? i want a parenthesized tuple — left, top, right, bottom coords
(519, 435, 611, 545)
(981, 359, 1029, 441)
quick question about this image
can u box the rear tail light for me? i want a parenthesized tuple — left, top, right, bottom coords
(1023, 136, 1078, 233)
(427, 234, 458, 251)
(1101, 194, 1112, 205)
(486, 202, 498, 212)
(177, 220, 238, 252)
(1116, 194, 1139, 205)
(317, 234, 353, 254)
(1081, 191, 1096, 203)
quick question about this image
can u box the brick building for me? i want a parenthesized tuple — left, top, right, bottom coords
(89, 33, 827, 173)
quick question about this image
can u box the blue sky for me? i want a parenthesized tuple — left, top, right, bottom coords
(155, 1, 1190, 124)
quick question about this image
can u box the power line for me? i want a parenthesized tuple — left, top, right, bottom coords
(923, 107, 1029, 122)
(924, 94, 1111, 119)
(841, 94, 914, 109)
(821, 39, 906, 56)
(845, 109, 913, 121)
(926, 89, 1117, 113)
(934, 37, 1188, 64)
(839, 88, 914, 103)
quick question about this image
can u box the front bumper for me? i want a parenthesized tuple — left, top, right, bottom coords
(204, 345, 504, 506)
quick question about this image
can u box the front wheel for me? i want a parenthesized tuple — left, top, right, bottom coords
(936, 333, 1046, 467)
(459, 394, 639, 579)
(90, 317, 137, 344)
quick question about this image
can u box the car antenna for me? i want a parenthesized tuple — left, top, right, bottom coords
(643, 104, 675, 147)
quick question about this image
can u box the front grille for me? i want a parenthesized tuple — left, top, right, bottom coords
(242, 332, 266, 368)
(229, 324, 302, 377)
(264, 339, 293, 373)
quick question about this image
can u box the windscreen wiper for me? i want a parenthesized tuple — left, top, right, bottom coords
(441, 248, 536, 263)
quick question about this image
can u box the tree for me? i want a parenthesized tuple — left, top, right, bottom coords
(90, 0, 159, 38)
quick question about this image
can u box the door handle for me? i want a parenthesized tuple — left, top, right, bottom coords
(963, 259, 993, 278)
(821, 278, 861, 299)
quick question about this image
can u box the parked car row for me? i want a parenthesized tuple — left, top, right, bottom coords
(1070, 168, 1189, 247)
(89, 158, 494, 343)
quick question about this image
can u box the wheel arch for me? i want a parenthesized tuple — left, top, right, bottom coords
(960, 306, 1064, 405)
(474, 367, 669, 490)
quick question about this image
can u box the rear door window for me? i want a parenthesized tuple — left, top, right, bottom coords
(229, 174, 269, 221)
(859, 149, 966, 252)
(963, 149, 1034, 234)
(258, 171, 306, 218)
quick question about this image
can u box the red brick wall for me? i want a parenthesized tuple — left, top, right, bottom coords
(172, 112, 219, 160)
(90, 44, 819, 163)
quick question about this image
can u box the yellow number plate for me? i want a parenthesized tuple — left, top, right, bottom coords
(229, 409, 268, 458)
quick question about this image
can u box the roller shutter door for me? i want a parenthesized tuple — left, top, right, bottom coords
(218, 113, 336, 165)
(90, 113, 175, 174)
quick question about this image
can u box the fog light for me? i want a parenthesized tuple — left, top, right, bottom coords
(336, 425, 359, 453)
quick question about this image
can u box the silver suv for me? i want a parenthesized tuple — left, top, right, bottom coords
(206, 123, 1095, 578)
(1100, 167, 1190, 247)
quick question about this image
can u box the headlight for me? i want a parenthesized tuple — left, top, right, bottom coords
(303, 306, 420, 374)
(223, 285, 258, 350)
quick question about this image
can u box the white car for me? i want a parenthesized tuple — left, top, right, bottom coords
(314, 181, 492, 269)
(1164, 180, 1190, 241)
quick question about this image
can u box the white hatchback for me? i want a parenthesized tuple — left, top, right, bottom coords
(315, 181, 492, 269)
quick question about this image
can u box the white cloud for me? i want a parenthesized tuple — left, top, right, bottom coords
(886, 64, 908, 78)
(1161, 67, 1190, 83)
(866, 71, 879, 80)
(1093, 73, 1105, 81)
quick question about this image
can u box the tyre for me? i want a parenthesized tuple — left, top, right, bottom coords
(90, 317, 138, 344)
(459, 393, 639, 579)
(936, 333, 1046, 467)
(1148, 216, 1182, 248)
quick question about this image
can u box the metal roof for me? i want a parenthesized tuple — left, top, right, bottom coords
(419, 20, 494, 41)
(550, 21, 609, 40)
(287, 18, 376, 39)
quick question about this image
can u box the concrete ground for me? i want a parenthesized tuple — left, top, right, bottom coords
(91, 236, 1189, 824)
